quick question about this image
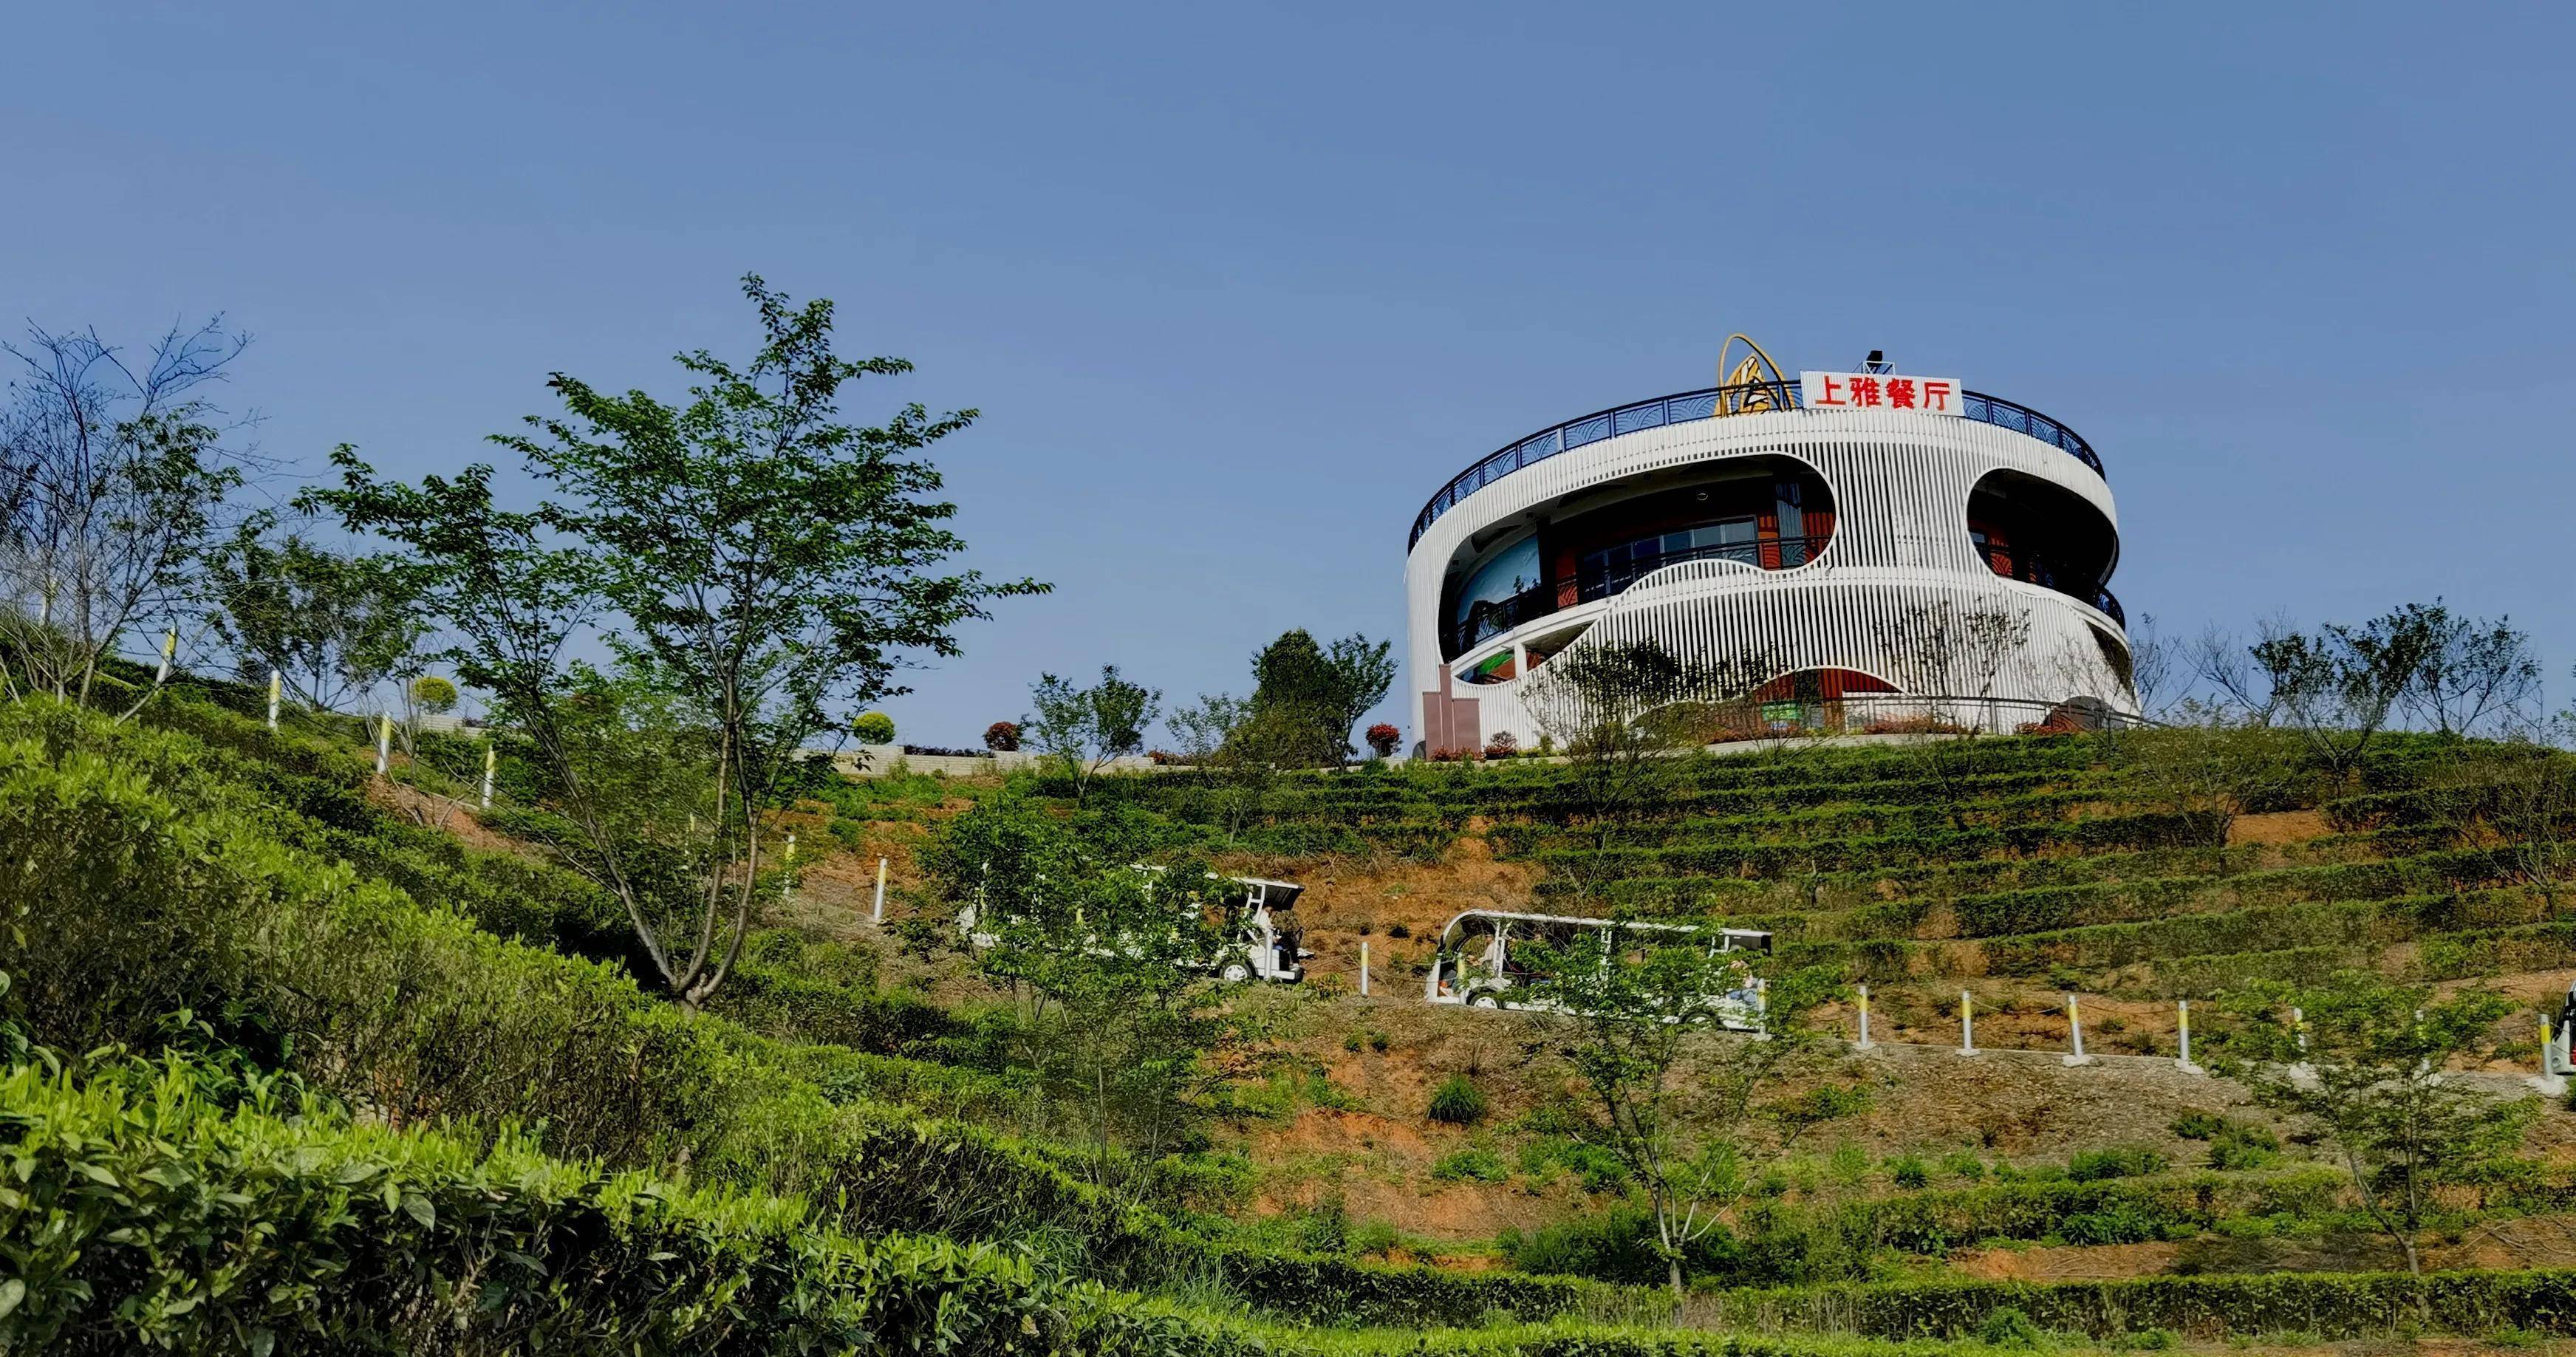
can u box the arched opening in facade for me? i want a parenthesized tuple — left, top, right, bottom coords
(2088, 623, 2133, 693)
(1441, 456, 1837, 662)
(1964, 469, 2118, 610)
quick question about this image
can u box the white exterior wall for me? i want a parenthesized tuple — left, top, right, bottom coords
(1406, 406, 2130, 749)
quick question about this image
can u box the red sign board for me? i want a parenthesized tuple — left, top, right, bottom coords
(1800, 371, 1963, 416)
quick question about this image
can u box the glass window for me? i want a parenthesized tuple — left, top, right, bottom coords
(1578, 515, 1763, 598)
(1454, 536, 1542, 628)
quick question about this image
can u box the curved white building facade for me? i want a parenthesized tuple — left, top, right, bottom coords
(1407, 369, 2133, 753)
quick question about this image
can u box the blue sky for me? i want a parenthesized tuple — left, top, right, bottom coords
(7, 4, 2572, 744)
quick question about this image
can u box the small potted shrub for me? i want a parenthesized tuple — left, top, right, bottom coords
(1364, 722, 1401, 759)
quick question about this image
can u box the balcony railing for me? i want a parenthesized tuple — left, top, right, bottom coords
(1409, 380, 2104, 550)
(1577, 533, 1831, 604)
(1449, 581, 1559, 656)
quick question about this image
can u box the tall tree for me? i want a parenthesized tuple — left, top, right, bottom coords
(310, 274, 1043, 1009)
(1024, 664, 1160, 803)
(1245, 628, 1395, 767)
(2213, 971, 2530, 1275)
(206, 517, 426, 716)
(926, 792, 1226, 1186)
(1518, 923, 1847, 1296)
(1321, 632, 1396, 767)
(2396, 600, 2539, 738)
(0, 319, 249, 708)
(1169, 690, 1308, 844)
(1246, 628, 1339, 767)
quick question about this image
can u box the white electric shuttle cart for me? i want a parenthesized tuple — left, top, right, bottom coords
(1422, 909, 1770, 1030)
(957, 871, 1311, 985)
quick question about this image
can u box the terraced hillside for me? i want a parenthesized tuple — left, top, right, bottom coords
(11, 677, 2576, 1353)
(1050, 731, 2574, 1051)
(951, 729, 2576, 1296)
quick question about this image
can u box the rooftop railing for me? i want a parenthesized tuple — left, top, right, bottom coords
(1408, 379, 2104, 550)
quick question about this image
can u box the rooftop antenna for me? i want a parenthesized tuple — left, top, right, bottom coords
(1862, 349, 1892, 374)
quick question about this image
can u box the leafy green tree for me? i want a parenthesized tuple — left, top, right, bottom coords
(1246, 628, 1394, 767)
(308, 275, 1042, 1009)
(926, 792, 1225, 1184)
(1517, 923, 1847, 1296)
(1321, 632, 1396, 766)
(206, 519, 426, 716)
(505, 657, 729, 949)
(2213, 971, 2532, 1274)
(399, 673, 462, 761)
(852, 711, 896, 744)
(2204, 608, 2442, 777)
(408, 675, 459, 715)
(2397, 600, 2539, 738)
(0, 319, 248, 710)
(1167, 690, 1299, 843)
(1024, 665, 1159, 803)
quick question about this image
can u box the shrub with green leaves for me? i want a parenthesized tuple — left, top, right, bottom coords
(2168, 1111, 2227, 1141)
(1974, 1305, 2046, 1347)
(0, 1053, 1213, 1355)
(2067, 1146, 2167, 1183)
(1427, 1073, 1489, 1126)
(1431, 1149, 1509, 1183)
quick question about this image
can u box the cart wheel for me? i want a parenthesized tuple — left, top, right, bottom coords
(1221, 963, 1251, 983)
(1470, 993, 1501, 1009)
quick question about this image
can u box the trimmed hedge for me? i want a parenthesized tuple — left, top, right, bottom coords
(1811, 1169, 2347, 1252)
(1531, 812, 2230, 880)
(0, 1056, 1246, 1356)
(1214, 1248, 1621, 1328)
(1702, 1270, 2576, 1341)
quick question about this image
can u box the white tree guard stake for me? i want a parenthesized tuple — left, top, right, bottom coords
(2063, 992, 2097, 1066)
(872, 857, 887, 923)
(782, 833, 797, 901)
(2176, 999, 2204, 1074)
(479, 743, 496, 810)
(267, 670, 281, 730)
(1958, 990, 1978, 1056)
(154, 629, 177, 684)
(1359, 940, 1370, 997)
(375, 714, 392, 776)
(2532, 1013, 2567, 1098)
(1854, 983, 1874, 1050)
(2286, 1005, 2318, 1086)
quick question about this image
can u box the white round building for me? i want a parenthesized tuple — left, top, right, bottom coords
(1407, 342, 2133, 753)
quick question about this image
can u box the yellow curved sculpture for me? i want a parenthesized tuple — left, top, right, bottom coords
(1714, 333, 1794, 416)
